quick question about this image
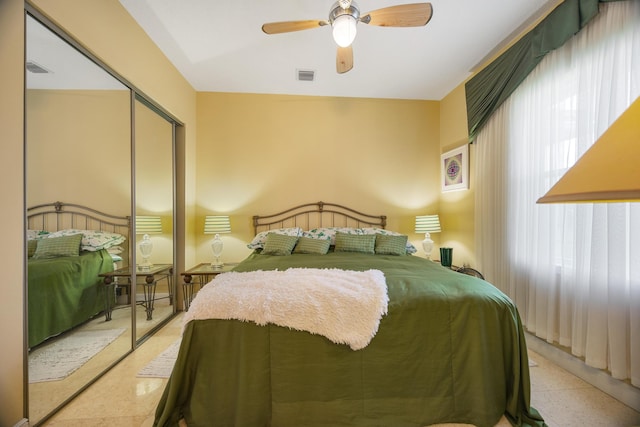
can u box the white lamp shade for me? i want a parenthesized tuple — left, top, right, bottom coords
(135, 216, 162, 235)
(205, 216, 231, 268)
(415, 215, 441, 234)
(204, 216, 231, 234)
(332, 15, 357, 47)
(415, 215, 441, 259)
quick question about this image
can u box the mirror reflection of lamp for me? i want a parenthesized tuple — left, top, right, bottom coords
(415, 215, 441, 259)
(135, 216, 162, 270)
(204, 215, 231, 269)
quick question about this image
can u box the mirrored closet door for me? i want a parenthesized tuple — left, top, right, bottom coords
(25, 10, 178, 425)
(25, 13, 133, 424)
(134, 97, 175, 341)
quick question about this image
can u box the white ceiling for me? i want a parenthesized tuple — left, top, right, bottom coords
(26, 15, 127, 90)
(118, 0, 558, 101)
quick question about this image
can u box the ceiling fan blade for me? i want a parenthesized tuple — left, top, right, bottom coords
(361, 3, 433, 27)
(336, 46, 353, 74)
(262, 20, 327, 35)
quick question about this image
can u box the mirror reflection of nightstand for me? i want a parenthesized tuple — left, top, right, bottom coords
(181, 262, 238, 310)
(100, 264, 173, 321)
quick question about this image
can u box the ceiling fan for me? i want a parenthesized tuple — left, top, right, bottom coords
(261, 1, 433, 74)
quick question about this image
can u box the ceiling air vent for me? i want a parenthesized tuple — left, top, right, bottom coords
(297, 69, 315, 82)
(26, 61, 51, 74)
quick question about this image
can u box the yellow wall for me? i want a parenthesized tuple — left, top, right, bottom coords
(26, 89, 131, 213)
(439, 84, 476, 267)
(195, 92, 442, 263)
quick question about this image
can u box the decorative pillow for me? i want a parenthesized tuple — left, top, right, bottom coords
(248, 227, 302, 249)
(45, 229, 126, 252)
(361, 228, 418, 254)
(334, 232, 376, 254)
(261, 233, 299, 256)
(303, 227, 363, 245)
(293, 236, 331, 255)
(375, 234, 408, 255)
(27, 229, 49, 240)
(27, 239, 38, 257)
(32, 233, 83, 259)
(107, 246, 124, 255)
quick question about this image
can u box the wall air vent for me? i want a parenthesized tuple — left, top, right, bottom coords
(26, 61, 51, 74)
(297, 69, 315, 82)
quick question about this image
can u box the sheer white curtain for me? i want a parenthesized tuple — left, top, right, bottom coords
(475, 1, 640, 387)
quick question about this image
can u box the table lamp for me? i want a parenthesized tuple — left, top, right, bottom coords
(136, 215, 162, 269)
(415, 214, 441, 259)
(204, 215, 231, 268)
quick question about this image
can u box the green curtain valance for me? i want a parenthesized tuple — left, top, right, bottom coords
(465, 0, 625, 142)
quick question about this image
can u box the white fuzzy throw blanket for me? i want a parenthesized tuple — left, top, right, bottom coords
(183, 268, 388, 350)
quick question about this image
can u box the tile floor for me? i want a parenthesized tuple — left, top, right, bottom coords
(39, 313, 640, 427)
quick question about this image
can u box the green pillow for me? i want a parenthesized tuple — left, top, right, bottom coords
(293, 236, 331, 255)
(334, 232, 375, 254)
(375, 234, 408, 255)
(32, 234, 83, 259)
(261, 233, 299, 256)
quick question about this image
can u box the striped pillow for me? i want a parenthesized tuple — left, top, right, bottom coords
(374, 234, 408, 255)
(293, 236, 331, 255)
(261, 233, 299, 256)
(32, 233, 83, 259)
(334, 232, 376, 254)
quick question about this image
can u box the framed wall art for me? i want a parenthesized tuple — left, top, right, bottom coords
(441, 144, 469, 192)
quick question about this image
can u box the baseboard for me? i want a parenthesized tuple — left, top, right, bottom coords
(525, 332, 640, 412)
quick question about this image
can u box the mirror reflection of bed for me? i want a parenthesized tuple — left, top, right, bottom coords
(25, 12, 177, 424)
(25, 202, 132, 422)
(25, 13, 133, 422)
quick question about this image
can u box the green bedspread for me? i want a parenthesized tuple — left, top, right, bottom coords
(28, 249, 114, 348)
(155, 252, 546, 427)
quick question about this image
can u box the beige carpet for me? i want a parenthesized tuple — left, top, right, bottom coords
(29, 328, 126, 383)
(137, 338, 181, 378)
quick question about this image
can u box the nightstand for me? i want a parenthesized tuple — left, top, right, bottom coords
(434, 260, 485, 280)
(453, 266, 484, 280)
(181, 262, 238, 311)
(100, 264, 174, 321)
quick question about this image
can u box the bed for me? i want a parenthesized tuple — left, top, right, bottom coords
(27, 201, 130, 348)
(155, 202, 546, 427)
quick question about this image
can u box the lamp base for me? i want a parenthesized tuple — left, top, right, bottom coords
(422, 233, 434, 259)
(138, 255, 153, 271)
(211, 254, 224, 269)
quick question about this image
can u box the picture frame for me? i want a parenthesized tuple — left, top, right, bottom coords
(441, 144, 469, 192)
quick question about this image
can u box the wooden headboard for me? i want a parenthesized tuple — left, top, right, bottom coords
(253, 201, 386, 234)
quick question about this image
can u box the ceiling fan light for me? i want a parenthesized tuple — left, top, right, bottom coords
(332, 15, 357, 47)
